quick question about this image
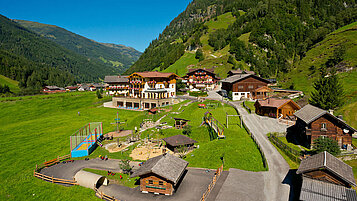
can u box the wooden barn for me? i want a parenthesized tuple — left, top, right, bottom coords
(254, 98, 300, 119)
(130, 153, 188, 195)
(163, 135, 197, 153)
(174, 118, 190, 129)
(297, 151, 357, 201)
(220, 74, 271, 100)
(294, 104, 356, 149)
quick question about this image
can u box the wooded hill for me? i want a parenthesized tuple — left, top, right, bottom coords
(0, 14, 140, 93)
(126, 0, 357, 79)
(16, 20, 141, 74)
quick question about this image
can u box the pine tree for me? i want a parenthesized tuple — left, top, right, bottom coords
(309, 66, 344, 110)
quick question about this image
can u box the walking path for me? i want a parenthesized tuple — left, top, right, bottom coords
(215, 101, 291, 201)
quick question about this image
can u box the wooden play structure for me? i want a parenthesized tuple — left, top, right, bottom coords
(174, 118, 190, 129)
(70, 122, 103, 158)
(203, 111, 225, 139)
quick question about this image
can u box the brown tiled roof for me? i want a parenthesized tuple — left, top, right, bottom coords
(130, 153, 188, 184)
(300, 177, 357, 201)
(135, 72, 176, 78)
(294, 105, 356, 132)
(163, 135, 197, 147)
(257, 98, 299, 109)
(253, 86, 274, 93)
(297, 151, 356, 187)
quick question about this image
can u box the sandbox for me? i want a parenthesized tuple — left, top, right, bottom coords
(129, 142, 173, 160)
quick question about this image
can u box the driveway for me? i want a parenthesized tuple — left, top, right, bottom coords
(215, 101, 291, 201)
(97, 168, 228, 201)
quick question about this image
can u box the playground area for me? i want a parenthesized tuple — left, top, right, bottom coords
(70, 122, 103, 158)
(130, 141, 171, 160)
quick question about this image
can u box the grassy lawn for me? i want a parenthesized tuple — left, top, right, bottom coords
(343, 159, 357, 190)
(0, 92, 146, 200)
(270, 141, 299, 169)
(82, 168, 139, 188)
(243, 101, 255, 113)
(159, 101, 266, 171)
(0, 74, 20, 94)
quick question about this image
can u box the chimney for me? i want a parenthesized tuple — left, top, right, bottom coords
(329, 109, 334, 115)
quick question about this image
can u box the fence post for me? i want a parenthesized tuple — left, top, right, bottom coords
(52, 176, 54, 183)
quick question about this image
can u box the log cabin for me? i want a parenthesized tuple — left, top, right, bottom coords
(130, 153, 188, 195)
(254, 98, 300, 119)
(173, 118, 190, 129)
(294, 104, 356, 149)
(297, 151, 357, 201)
(163, 135, 197, 153)
(220, 74, 271, 100)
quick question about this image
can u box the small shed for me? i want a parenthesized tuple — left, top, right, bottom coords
(255, 98, 300, 119)
(173, 118, 190, 129)
(297, 151, 356, 188)
(130, 153, 189, 195)
(74, 170, 108, 189)
(163, 135, 197, 153)
(148, 108, 158, 115)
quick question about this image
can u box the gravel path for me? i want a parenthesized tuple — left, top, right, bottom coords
(215, 101, 291, 201)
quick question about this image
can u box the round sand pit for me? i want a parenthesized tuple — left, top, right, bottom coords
(105, 142, 133, 153)
(130, 144, 173, 160)
(105, 130, 133, 138)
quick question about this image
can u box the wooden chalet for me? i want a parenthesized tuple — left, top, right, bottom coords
(163, 135, 197, 153)
(174, 118, 190, 129)
(294, 104, 356, 149)
(43, 86, 66, 93)
(104, 75, 129, 96)
(251, 86, 274, 100)
(183, 68, 220, 91)
(297, 151, 357, 201)
(220, 74, 271, 100)
(65, 86, 78, 91)
(130, 153, 188, 195)
(254, 98, 300, 119)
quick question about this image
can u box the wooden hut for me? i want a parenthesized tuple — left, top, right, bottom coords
(254, 98, 300, 119)
(163, 135, 197, 153)
(130, 153, 188, 195)
(297, 151, 357, 201)
(174, 118, 190, 129)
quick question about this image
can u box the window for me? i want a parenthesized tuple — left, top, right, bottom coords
(248, 85, 253, 89)
(148, 180, 153, 185)
(159, 181, 164, 185)
(234, 93, 239, 95)
(321, 123, 326, 129)
(238, 85, 244, 89)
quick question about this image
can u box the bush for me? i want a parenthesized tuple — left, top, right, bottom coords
(313, 136, 341, 156)
(182, 125, 192, 136)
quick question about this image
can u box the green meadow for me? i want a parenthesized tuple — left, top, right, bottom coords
(0, 92, 265, 200)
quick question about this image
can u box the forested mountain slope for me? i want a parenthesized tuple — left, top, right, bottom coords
(127, 0, 357, 78)
(0, 14, 118, 91)
(16, 20, 141, 74)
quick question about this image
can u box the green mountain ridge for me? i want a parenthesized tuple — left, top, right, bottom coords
(15, 19, 141, 74)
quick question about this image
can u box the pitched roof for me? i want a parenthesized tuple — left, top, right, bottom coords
(300, 177, 357, 201)
(104, 76, 128, 83)
(220, 74, 270, 84)
(256, 98, 300, 109)
(134, 72, 177, 78)
(294, 105, 356, 132)
(163, 135, 197, 146)
(297, 151, 356, 187)
(228, 70, 243, 74)
(44, 86, 60, 90)
(130, 153, 188, 184)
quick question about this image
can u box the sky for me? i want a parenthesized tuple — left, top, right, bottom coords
(0, 0, 192, 52)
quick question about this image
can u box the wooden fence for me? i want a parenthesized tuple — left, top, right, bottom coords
(200, 164, 224, 201)
(33, 154, 77, 185)
(242, 101, 251, 114)
(269, 134, 301, 163)
(94, 188, 121, 201)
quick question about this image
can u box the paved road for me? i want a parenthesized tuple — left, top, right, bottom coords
(215, 101, 291, 201)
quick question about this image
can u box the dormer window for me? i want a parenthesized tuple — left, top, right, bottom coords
(321, 123, 327, 131)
